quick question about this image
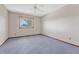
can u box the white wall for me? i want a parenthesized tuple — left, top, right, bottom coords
(42, 5, 79, 46)
(0, 5, 8, 46)
(8, 11, 41, 37)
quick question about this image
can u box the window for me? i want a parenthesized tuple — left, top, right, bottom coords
(19, 16, 33, 29)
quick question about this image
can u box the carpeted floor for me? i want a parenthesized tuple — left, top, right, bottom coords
(0, 35, 79, 54)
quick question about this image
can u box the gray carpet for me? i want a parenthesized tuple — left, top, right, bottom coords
(0, 35, 79, 54)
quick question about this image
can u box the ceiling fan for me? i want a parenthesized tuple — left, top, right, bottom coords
(34, 4, 44, 12)
(33, 4, 45, 16)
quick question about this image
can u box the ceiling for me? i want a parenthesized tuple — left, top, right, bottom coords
(4, 4, 66, 17)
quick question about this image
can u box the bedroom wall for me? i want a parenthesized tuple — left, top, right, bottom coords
(0, 5, 8, 46)
(42, 5, 79, 46)
(8, 11, 41, 37)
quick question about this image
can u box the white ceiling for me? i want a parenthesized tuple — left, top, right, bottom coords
(4, 4, 66, 16)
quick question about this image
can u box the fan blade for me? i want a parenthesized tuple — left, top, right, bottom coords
(36, 7, 44, 12)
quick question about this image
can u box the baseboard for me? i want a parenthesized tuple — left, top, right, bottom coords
(2, 34, 79, 47)
(8, 34, 41, 39)
(0, 37, 8, 47)
(42, 34, 79, 47)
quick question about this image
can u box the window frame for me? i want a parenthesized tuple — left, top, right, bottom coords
(19, 16, 34, 29)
